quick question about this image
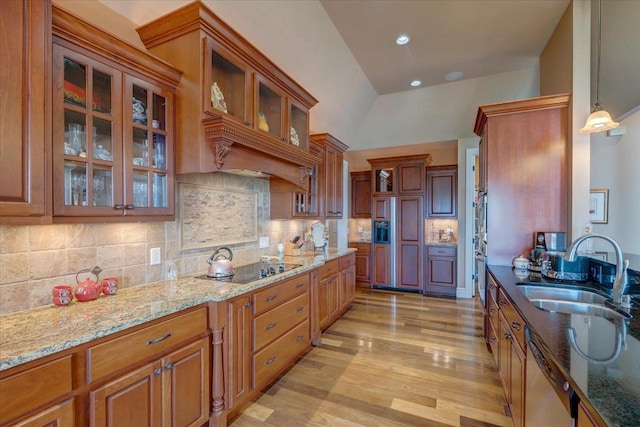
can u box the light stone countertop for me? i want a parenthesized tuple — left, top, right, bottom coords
(0, 248, 355, 372)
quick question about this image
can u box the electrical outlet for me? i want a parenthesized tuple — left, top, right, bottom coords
(150, 247, 161, 266)
(259, 237, 269, 248)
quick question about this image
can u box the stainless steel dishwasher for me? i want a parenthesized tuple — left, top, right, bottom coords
(525, 326, 578, 425)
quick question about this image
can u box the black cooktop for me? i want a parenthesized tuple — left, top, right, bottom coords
(196, 261, 302, 284)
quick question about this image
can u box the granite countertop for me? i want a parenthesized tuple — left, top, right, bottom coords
(0, 248, 355, 372)
(489, 265, 640, 427)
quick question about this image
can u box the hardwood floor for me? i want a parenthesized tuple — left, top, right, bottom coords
(229, 289, 513, 427)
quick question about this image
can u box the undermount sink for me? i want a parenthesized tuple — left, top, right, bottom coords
(529, 299, 631, 320)
(516, 284, 632, 320)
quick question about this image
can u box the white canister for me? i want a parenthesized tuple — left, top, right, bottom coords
(513, 255, 530, 270)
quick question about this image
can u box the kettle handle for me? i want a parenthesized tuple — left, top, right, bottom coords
(210, 246, 233, 263)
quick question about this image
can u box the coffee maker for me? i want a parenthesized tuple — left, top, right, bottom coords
(530, 232, 567, 270)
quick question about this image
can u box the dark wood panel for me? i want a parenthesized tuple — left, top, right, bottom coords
(372, 244, 391, 286)
(372, 196, 391, 220)
(398, 197, 422, 242)
(350, 171, 371, 218)
(398, 164, 424, 194)
(398, 243, 421, 290)
(427, 166, 457, 218)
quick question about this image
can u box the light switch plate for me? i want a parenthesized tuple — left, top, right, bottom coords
(259, 237, 269, 248)
(150, 247, 161, 265)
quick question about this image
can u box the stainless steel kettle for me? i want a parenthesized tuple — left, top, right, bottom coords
(207, 247, 234, 278)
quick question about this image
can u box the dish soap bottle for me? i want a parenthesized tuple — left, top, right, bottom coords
(277, 243, 284, 260)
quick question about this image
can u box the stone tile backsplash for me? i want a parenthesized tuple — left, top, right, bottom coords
(0, 173, 319, 315)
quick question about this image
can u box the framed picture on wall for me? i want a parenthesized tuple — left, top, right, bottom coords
(589, 188, 609, 224)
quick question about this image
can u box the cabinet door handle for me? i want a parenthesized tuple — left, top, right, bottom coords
(147, 333, 172, 345)
(281, 137, 287, 142)
(154, 368, 163, 376)
(296, 306, 305, 313)
(295, 283, 304, 288)
(489, 337, 497, 345)
(245, 120, 252, 126)
(265, 356, 276, 366)
(499, 301, 507, 308)
(265, 295, 277, 302)
(489, 308, 496, 315)
(296, 335, 304, 343)
(114, 204, 124, 210)
(125, 204, 135, 210)
(244, 302, 251, 308)
(504, 331, 512, 340)
(265, 322, 277, 330)
(511, 321, 522, 331)
(165, 362, 174, 370)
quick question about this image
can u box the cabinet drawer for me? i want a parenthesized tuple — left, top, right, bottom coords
(252, 273, 309, 316)
(253, 293, 309, 351)
(253, 320, 309, 389)
(318, 259, 339, 279)
(350, 243, 371, 254)
(427, 246, 456, 257)
(339, 253, 356, 270)
(498, 288, 525, 350)
(0, 355, 73, 424)
(86, 307, 207, 383)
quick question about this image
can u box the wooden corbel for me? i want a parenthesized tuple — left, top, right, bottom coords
(213, 140, 233, 169)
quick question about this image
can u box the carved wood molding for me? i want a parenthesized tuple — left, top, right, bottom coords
(211, 328, 225, 414)
(299, 167, 313, 186)
(213, 141, 233, 169)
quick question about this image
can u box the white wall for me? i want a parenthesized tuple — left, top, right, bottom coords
(457, 138, 480, 299)
(590, 110, 640, 255)
(356, 68, 539, 149)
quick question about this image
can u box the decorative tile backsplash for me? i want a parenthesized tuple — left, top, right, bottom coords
(0, 173, 319, 315)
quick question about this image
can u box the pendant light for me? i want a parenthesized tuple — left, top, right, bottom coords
(580, 0, 619, 133)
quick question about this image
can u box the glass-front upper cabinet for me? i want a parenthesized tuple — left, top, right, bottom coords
(289, 99, 309, 151)
(126, 77, 173, 214)
(53, 47, 123, 216)
(256, 76, 285, 141)
(52, 43, 175, 219)
(205, 40, 252, 124)
(374, 168, 395, 194)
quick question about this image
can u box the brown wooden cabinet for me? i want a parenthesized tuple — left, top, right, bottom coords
(397, 196, 424, 291)
(486, 274, 526, 427)
(351, 242, 372, 287)
(0, 354, 74, 426)
(339, 253, 356, 311)
(318, 259, 340, 330)
(51, 5, 181, 222)
(90, 337, 209, 427)
(372, 244, 391, 287)
(372, 196, 391, 220)
(425, 245, 457, 297)
(311, 133, 348, 218)
(0, 0, 51, 222)
(426, 165, 457, 218)
(474, 94, 570, 266)
(12, 398, 74, 427)
(350, 171, 372, 218)
(137, 2, 318, 187)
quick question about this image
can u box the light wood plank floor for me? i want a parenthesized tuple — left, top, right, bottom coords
(229, 289, 513, 427)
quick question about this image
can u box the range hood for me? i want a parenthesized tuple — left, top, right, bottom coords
(202, 116, 316, 189)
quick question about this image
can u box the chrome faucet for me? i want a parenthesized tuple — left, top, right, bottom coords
(564, 233, 630, 308)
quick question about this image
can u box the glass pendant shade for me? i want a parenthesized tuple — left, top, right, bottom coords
(579, 103, 619, 133)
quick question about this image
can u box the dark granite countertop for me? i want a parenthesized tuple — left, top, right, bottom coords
(489, 265, 640, 427)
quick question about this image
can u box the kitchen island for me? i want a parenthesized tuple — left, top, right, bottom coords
(489, 265, 640, 427)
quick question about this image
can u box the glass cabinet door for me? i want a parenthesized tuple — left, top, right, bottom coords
(375, 168, 394, 193)
(54, 47, 122, 215)
(126, 78, 173, 214)
(206, 40, 252, 124)
(256, 77, 285, 141)
(289, 100, 309, 151)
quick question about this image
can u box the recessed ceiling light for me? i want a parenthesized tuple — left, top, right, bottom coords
(396, 35, 410, 45)
(444, 71, 464, 81)
(410, 80, 422, 87)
